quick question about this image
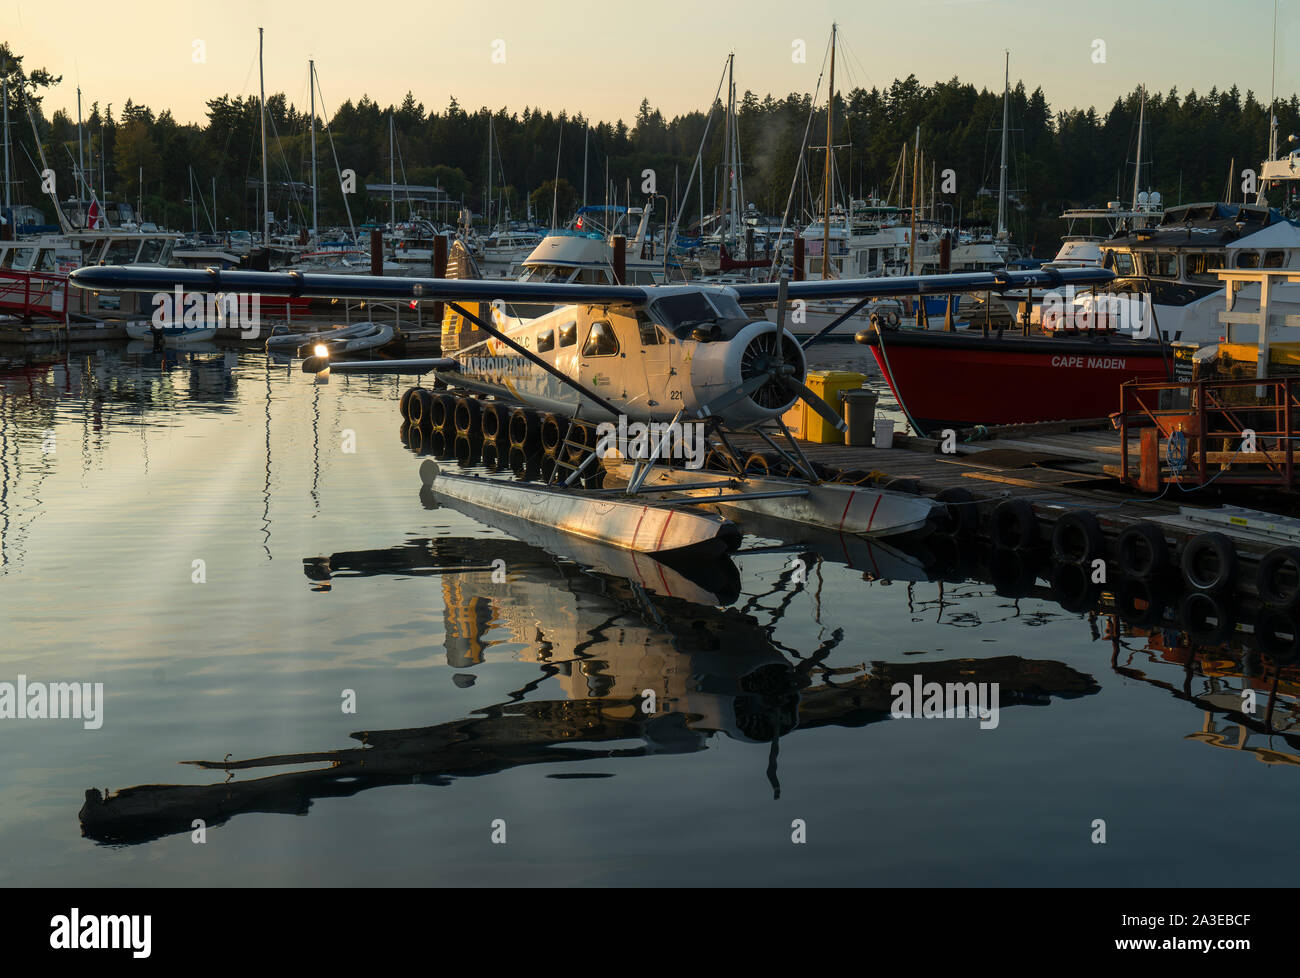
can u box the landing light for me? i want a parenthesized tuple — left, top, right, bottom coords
(314, 344, 329, 358)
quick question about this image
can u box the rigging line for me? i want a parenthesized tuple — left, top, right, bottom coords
(768, 33, 832, 278)
(266, 108, 308, 228)
(663, 55, 730, 275)
(312, 72, 357, 241)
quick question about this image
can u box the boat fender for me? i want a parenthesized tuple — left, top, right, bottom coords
(540, 413, 569, 458)
(1115, 522, 1169, 580)
(1256, 546, 1300, 610)
(454, 435, 481, 468)
(408, 388, 434, 429)
(883, 477, 922, 495)
(1180, 532, 1237, 595)
(1049, 559, 1100, 613)
(480, 402, 510, 443)
(992, 498, 1038, 551)
(454, 396, 483, 436)
(480, 440, 502, 472)
(988, 545, 1040, 598)
(1178, 590, 1235, 646)
(1115, 575, 1169, 629)
(399, 386, 421, 421)
(934, 487, 979, 537)
(1051, 510, 1105, 566)
(430, 394, 457, 433)
(509, 409, 542, 452)
(1255, 609, 1300, 662)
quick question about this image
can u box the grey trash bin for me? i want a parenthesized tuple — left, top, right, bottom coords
(841, 389, 878, 447)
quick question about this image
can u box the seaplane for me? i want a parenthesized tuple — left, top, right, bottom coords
(69, 261, 1114, 562)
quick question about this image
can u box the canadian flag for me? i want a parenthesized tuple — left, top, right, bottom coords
(87, 200, 103, 229)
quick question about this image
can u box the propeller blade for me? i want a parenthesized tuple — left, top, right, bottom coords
(773, 276, 789, 367)
(783, 377, 847, 432)
(699, 371, 772, 417)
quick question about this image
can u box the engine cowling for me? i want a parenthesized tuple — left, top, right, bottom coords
(685, 319, 806, 426)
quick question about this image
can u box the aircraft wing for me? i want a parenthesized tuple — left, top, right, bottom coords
(729, 266, 1114, 303)
(69, 265, 650, 305)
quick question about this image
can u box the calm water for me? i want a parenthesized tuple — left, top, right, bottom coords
(2, 340, 1298, 887)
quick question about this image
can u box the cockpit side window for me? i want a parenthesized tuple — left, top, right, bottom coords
(637, 312, 663, 345)
(582, 320, 620, 357)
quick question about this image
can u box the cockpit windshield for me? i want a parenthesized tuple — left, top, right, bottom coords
(651, 291, 746, 337)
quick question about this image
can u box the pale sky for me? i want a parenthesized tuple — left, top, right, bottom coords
(8, 0, 1298, 126)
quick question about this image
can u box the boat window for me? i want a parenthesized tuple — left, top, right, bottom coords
(1264, 250, 1286, 268)
(8, 247, 36, 270)
(1235, 250, 1261, 268)
(1185, 252, 1224, 283)
(1107, 251, 1135, 275)
(138, 238, 165, 263)
(558, 320, 577, 346)
(105, 239, 140, 264)
(536, 328, 555, 353)
(35, 249, 58, 271)
(582, 320, 620, 357)
(632, 270, 657, 285)
(1143, 251, 1177, 278)
(637, 312, 662, 345)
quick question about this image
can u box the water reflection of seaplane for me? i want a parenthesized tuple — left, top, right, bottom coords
(79, 528, 1101, 845)
(70, 264, 1113, 555)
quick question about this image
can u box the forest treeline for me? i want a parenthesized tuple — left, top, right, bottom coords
(2, 41, 1295, 254)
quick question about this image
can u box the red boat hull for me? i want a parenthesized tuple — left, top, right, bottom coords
(861, 330, 1171, 430)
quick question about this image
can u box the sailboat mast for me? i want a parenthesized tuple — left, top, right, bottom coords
(2, 54, 9, 216)
(582, 122, 588, 209)
(1131, 84, 1145, 210)
(997, 50, 1009, 236)
(909, 127, 918, 274)
(822, 23, 835, 280)
(76, 87, 86, 205)
(310, 60, 317, 240)
(389, 113, 395, 229)
(487, 115, 494, 233)
(258, 27, 270, 246)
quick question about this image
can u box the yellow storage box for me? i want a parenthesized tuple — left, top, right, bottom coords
(782, 370, 866, 443)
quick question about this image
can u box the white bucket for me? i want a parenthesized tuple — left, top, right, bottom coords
(874, 418, 895, 448)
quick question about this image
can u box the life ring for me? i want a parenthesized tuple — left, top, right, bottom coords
(1181, 532, 1237, 595)
(1116, 523, 1169, 580)
(1179, 590, 1235, 646)
(992, 498, 1038, 551)
(1256, 546, 1300, 610)
(1051, 511, 1106, 566)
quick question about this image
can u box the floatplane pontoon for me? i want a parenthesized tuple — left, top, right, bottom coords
(70, 263, 1113, 555)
